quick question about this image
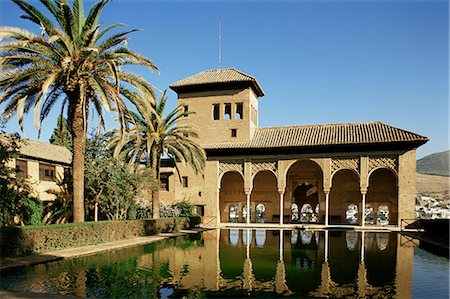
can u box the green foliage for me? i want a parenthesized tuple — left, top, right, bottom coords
(49, 115, 73, 151)
(174, 200, 194, 217)
(0, 132, 43, 226)
(417, 150, 450, 177)
(0, 218, 193, 257)
(84, 134, 155, 221)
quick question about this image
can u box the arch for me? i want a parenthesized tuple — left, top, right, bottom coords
(377, 204, 389, 225)
(367, 168, 398, 225)
(282, 158, 325, 182)
(286, 160, 324, 224)
(345, 203, 358, 224)
(330, 167, 360, 187)
(218, 170, 244, 188)
(219, 171, 246, 223)
(364, 204, 375, 225)
(329, 169, 361, 225)
(300, 203, 314, 222)
(229, 203, 239, 223)
(252, 170, 278, 223)
(291, 203, 299, 222)
(367, 167, 398, 188)
(255, 203, 266, 223)
(252, 168, 277, 181)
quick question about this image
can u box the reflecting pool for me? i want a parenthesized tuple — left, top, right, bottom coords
(1, 229, 448, 298)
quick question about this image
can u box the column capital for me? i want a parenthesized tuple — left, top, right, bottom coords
(278, 188, 285, 195)
(323, 188, 331, 194)
(360, 189, 367, 195)
(244, 189, 252, 195)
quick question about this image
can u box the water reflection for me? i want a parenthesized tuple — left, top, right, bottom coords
(0, 229, 433, 298)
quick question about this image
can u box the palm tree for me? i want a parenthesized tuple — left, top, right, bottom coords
(0, 0, 157, 222)
(110, 92, 206, 218)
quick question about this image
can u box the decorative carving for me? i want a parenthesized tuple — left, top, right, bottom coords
(251, 160, 277, 176)
(368, 155, 398, 172)
(331, 157, 359, 174)
(219, 160, 244, 176)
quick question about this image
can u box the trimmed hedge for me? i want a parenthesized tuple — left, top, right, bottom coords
(0, 217, 200, 258)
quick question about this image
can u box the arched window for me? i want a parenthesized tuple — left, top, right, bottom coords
(291, 203, 299, 222)
(377, 205, 389, 225)
(229, 203, 239, 223)
(255, 203, 266, 223)
(346, 204, 358, 224)
(365, 205, 374, 225)
(300, 203, 314, 222)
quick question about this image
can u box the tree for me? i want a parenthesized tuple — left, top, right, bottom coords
(110, 92, 206, 218)
(84, 133, 152, 221)
(0, 0, 158, 222)
(49, 115, 73, 151)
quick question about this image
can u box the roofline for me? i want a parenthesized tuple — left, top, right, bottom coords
(204, 140, 428, 156)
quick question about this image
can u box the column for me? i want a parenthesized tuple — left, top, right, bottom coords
(324, 189, 330, 226)
(279, 189, 285, 225)
(361, 190, 367, 227)
(246, 192, 251, 225)
(217, 188, 221, 225)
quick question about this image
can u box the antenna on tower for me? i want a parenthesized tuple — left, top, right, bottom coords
(218, 17, 222, 69)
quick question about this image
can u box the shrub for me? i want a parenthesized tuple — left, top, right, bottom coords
(0, 217, 196, 257)
(174, 201, 194, 217)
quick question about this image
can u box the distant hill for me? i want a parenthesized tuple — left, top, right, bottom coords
(417, 150, 449, 177)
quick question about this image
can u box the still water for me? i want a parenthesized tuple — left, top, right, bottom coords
(1, 229, 448, 298)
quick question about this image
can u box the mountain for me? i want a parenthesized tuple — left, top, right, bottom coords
(417, 150, 450, 177)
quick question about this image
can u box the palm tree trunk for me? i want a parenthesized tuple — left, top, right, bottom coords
(71, 99, 87, 223)
(151, 149, 160, 218)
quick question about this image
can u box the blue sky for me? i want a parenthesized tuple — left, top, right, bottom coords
(0, 0, 448, 158)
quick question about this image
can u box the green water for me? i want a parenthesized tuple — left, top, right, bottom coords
(0, 229, 448, 298)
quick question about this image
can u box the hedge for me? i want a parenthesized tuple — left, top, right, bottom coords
(0, 216, 201, 258)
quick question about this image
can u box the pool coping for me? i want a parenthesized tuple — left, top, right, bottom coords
(0, 228, 209, 271)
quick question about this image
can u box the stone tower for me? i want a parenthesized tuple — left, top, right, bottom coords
(170, 68, 265, 144)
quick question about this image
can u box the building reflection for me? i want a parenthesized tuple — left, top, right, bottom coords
(135, 228, 413, 297)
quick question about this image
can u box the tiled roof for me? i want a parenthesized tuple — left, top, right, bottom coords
(0, 133, 72, 164)
(170, 68, 265, 97)
(202, 122, 428, 150)
(19, 139, 72, 164)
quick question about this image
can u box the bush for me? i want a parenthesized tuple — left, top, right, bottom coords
(174, 201, 194, 217)
(0, 217, 197, 257)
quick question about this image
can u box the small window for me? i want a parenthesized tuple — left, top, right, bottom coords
(160, 176, 169, 191)
(15, 159, 27, 177)
(183, 105, 188, 116)
(231, 129, 237, 138)
(39, 163, 55, 181)
(195, 205, 204, 216)
(235, 103, 243, 120)
(213, 104, 220, 120)
(224, 103, 231, 120)
(182, 176, 188, 188)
